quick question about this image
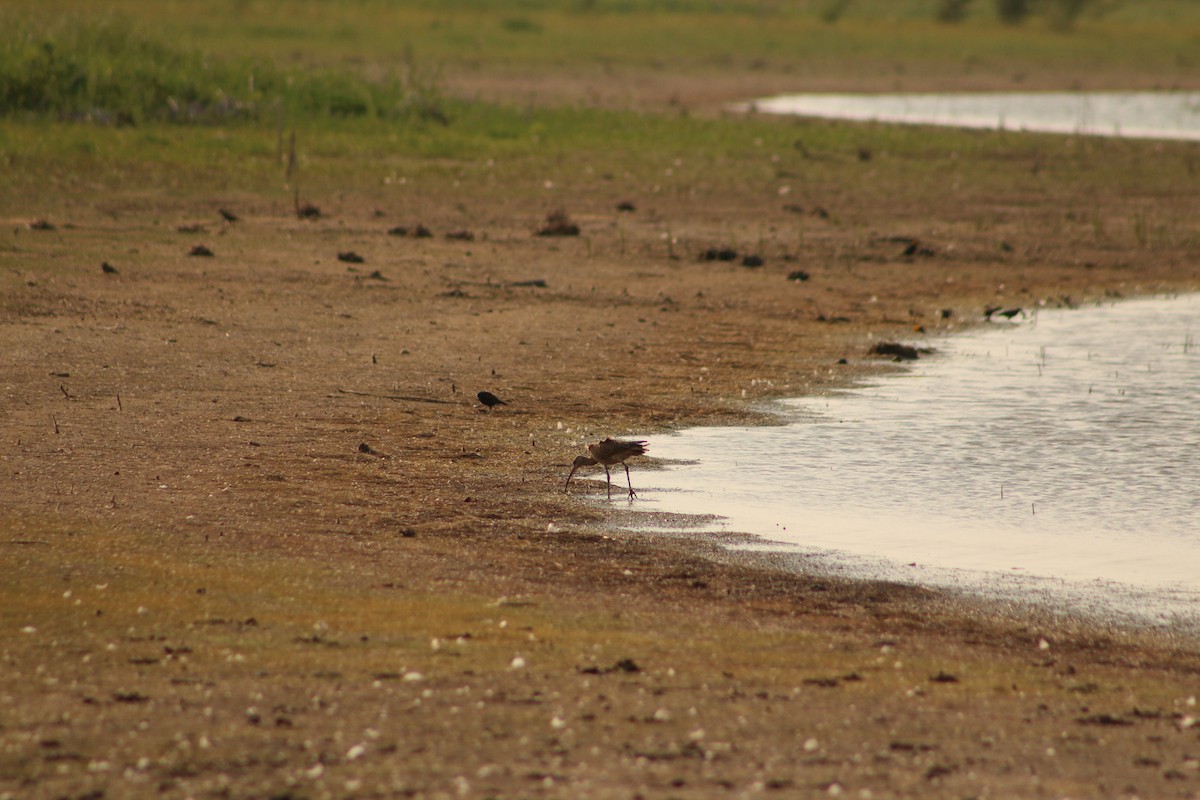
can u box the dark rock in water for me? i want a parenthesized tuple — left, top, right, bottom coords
(870, 342, 921, 361)
(985, 306, 1025, 320)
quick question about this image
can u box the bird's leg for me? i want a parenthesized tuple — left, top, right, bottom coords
(623, 462, 637, 499)
(603, 465, 613, 499)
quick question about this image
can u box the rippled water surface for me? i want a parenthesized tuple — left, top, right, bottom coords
(745, 92, 1200, 141)
(636, 295, 1200, 628)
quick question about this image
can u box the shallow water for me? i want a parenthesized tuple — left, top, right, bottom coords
(744, 92, 1200, 141)
(633, 295, 1200, 630)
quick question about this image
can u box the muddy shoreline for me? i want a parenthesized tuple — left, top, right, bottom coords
(4, 94, 1200, 796)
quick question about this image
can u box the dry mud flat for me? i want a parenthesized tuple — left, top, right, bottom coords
(4, 115, 1200, 797)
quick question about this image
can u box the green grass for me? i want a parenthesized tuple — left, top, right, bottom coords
(2, 0, 1197, 147)
(3, 1, 1198, 105)
(2, 0, 1198, 223)
(0, 13, 446, 126)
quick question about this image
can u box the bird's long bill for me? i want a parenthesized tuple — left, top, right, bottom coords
(565, 456, 596, 490)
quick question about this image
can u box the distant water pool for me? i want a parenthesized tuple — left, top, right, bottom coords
(743, 92, 1200, 141)
(634, 295, 1200, 631)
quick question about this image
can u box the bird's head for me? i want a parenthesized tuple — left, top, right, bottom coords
(564, 454, 598, 489)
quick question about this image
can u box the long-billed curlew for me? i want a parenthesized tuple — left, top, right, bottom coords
(565, 438, 648, 500)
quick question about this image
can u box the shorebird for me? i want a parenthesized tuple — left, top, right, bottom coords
(565, 438, 648, 500)
(477, 391, 507, 410)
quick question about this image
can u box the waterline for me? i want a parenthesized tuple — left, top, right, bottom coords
(636, 294, 1200, 630)
(743, 92, 1200, 141)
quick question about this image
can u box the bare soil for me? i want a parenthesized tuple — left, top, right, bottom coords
(3, 77, 1200, 799)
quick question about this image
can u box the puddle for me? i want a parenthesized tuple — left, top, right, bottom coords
(741, 91, 1200, 141)
(632, 294, 1200, 631)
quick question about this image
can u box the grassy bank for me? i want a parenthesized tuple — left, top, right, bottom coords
(3, 0, 1199, 128)
(3, 0, 1199, 225)
(5, 1, 1200, 71)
